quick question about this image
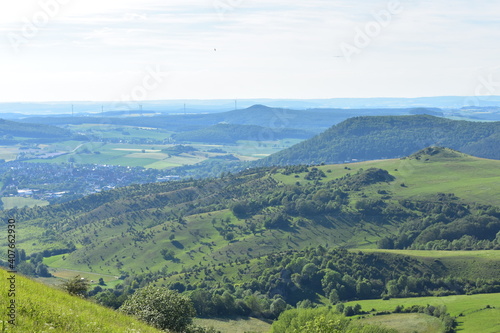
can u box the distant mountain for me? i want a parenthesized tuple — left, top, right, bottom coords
(3, 96, 500, 117)
(20, 105, 421, 133)
(172, 123, 314, 144)
(254, 115, 500, 166)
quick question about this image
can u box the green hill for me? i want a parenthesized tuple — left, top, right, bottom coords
(1, 147, 498, 271)
(0, 268, 162, 332)
(172, 123, 314, 144)
(254, 115, 500, 166)
(0, 148, 499, 319)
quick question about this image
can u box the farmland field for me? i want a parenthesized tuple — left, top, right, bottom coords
(345, 293, 500, 333)
(194, 317, 272, 333)
(1, 196, 49, 209)
(360, 313, 442, 333)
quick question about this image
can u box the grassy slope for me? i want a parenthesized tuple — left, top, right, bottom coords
(275, 149, 500, 205)
(0, 268, 162, 333)
(344, 293, 500, 333)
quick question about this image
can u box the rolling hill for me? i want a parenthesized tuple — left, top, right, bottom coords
(254, 115, 500, 166)
(0, 147, 499, 324)
(1, 147, 498, 276)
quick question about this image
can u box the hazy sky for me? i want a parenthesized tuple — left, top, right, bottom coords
(1, 0, 500, 102)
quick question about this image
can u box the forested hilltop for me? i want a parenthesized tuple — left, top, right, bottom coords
(254, 115, 500, 166)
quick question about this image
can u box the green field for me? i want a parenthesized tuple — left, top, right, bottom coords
(2, 196, 49, 209)
(0, 145, 20, 161)
(67, 124, 173, 141)
(345, 293, 500, 333)
(360, 313, 442, 333)
(194, 317, 272, 333)
(16, 125, 305, 169)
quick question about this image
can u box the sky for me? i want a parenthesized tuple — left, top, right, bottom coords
(1, 0, 500, 102)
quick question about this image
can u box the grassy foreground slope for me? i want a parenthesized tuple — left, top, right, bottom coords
(0, 268, 162, 333)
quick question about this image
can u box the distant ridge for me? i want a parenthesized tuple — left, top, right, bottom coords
(20, 105, 416, 132)
(254, 115, 500, 166)
(0, 118, 72, 139)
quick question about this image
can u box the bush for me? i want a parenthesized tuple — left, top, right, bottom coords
(120, 285, 196, 332)
(61, 275, 89, 297)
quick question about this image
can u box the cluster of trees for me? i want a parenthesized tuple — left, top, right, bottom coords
(189, 288, 287, 319)
(101, 246, 497, 321)
(10, 250, 52, 278)
(408, 234, 500, 250)
(378, 203, 500, 250)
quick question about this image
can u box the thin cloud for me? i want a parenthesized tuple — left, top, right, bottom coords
(0, 0, 499, 101)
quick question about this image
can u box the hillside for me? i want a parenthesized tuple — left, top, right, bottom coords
(172, 123, 314, 144)
(0, 268, 162, 332)
(1, 147, 498, 270)
(254, 115, 500, 166)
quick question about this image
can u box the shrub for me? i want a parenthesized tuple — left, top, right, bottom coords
(120, 285, 196, 332)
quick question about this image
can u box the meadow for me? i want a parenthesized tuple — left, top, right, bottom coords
(1, 197, 49, 210)
(344, 293, 500, 333)
(194, 317, 272, 333)
(359, 313, 442, 333)
(275, 152, 500, 206)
